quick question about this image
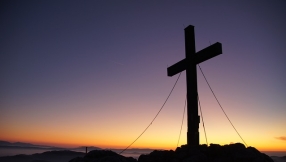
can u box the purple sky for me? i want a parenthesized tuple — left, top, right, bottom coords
(1, 1, 285, 150)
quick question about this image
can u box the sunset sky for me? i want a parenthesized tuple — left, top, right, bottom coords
(1, 1, 285, 151)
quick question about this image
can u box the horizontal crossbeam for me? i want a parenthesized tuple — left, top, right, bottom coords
(167, 42, 222, 76)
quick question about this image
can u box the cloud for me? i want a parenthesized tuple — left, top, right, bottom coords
(275, 136, 286, 141)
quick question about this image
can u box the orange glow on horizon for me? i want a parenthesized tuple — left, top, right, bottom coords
(1, 135, 286, 151)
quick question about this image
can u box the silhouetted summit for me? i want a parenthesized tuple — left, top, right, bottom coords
(0, 150, 85, 162)
(138, 143, 273, 162)
(69, 143, 274, 162)
(69, 150, 136, 162)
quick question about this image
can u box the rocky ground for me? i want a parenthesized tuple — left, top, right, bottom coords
(0, 150, 85, 162)
(138, 143, 273, 162)
(69, 143, 276, 162)
(1, 143, 284, 162)
(69, 150, 137, 162)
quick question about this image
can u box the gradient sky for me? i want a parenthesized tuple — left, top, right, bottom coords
(1, 1, 285, 151)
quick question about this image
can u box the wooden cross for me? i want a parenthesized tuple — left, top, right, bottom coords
(167, 25, 222, 146)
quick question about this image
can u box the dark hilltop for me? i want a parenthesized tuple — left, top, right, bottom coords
(0, 150, 85, 162)
(69, 143, 275, 162)
(1, 143, 284, 162)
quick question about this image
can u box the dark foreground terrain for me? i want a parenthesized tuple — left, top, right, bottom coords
(0, 150, 85, 162)
(138, 143, 275, 162)
(70, 143, 278, 162)
(1, 143, 286, 162)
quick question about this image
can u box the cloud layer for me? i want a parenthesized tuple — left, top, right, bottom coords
(275, 136, 286, 141)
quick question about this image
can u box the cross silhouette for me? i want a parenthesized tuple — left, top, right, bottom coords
(167, 25, 222, 146)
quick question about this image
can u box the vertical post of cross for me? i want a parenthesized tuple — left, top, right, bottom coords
(185, 25, 200, 146)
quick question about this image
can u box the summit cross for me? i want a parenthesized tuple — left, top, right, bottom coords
(167, 25, 222, 146)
